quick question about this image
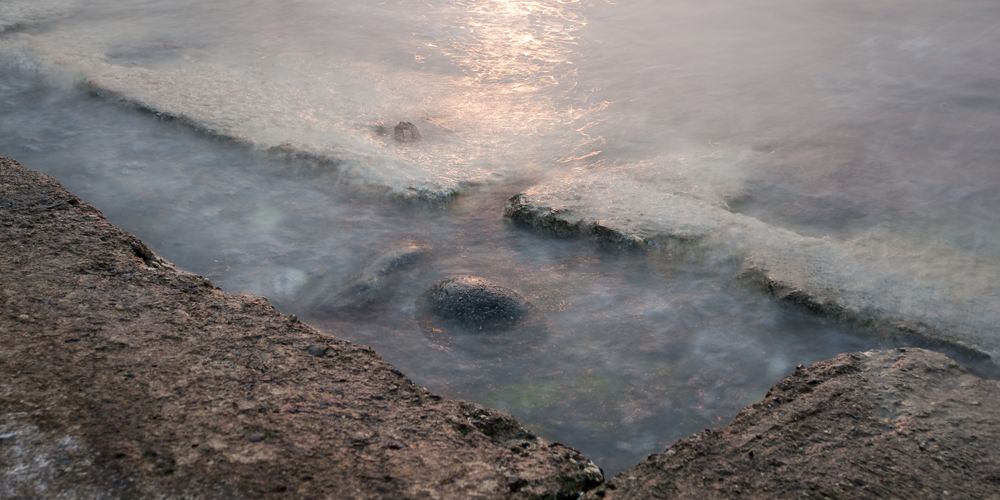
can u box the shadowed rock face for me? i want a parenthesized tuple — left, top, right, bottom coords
(420, 276, 534, 332)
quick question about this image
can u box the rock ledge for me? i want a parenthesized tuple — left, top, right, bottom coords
(0, 157, 600, 499)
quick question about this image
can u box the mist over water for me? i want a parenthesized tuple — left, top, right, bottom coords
(3, 0, 1000, 475)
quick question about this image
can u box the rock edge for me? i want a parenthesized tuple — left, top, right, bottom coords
(0, 157, 601, 499)
(587, 347, 1000, 499)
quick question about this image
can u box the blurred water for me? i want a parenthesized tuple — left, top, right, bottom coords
(3, 0, 1000, 475)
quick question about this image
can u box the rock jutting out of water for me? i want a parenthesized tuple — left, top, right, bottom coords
(503, 171, 1000, 375)
(419, 276, 535, 331)
(415, 276, 548, 355)
(393, 121, 422, 142)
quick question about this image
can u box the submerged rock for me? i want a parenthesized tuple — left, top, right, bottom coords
(300, 240, 429, 314)
(339, 241, 428, 306)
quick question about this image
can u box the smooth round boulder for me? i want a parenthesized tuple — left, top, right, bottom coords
(419, 276, 534, 332)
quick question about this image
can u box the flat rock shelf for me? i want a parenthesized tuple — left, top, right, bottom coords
(3, 156, 1000, 499)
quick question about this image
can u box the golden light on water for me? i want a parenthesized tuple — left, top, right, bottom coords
(370, 0, 611, 184)
(404, 0, 609, 167)
(442, 0, 586, 88)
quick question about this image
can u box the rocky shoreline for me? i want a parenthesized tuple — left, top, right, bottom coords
(588, 348, 1000, 499)
(0, 158, 600, 498)
(4, 157, 1000, 498)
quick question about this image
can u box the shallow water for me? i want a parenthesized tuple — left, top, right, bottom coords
(3, 0, 1000, 476)
(0, 66, 888, 474)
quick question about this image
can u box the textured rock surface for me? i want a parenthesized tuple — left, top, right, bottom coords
(586, 348, 1000, 499)
(417, 276, 536, 332)
(414, 276, 549, 356)
(0, 158, 602, 499)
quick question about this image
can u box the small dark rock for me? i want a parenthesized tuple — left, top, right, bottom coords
(415, 276, 548, 356)
(418, 276, 534, 332)
(507, 475, 528, 492)
(307, 345, 326, 357)
(247, 433, 266, 443)
(394, 121, 422, 141)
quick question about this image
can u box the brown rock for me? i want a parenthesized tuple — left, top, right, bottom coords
(586, 348, 1000, 499)
(0, 157, 601, 499)
(394, 121, 422, 141)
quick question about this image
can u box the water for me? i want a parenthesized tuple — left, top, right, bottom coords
(2, 0, 999, 475)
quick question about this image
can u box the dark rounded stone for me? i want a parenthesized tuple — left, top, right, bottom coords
(415, 276, 547, 355)
(419, 276, 534, 332)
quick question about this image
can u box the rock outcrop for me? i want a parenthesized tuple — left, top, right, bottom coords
(0, 157, 601, 499)
(503, 180, 1000, 377)
(586, 348, 1000, 499)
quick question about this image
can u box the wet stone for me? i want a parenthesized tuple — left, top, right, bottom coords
(415, 276, 548, 356)
(419, 276, 533, 332)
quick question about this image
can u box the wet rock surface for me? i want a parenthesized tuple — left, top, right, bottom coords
(418, 276, 536, 332)
(300, 241, 429, 315)
(586, 348, 1000, 499)
(414, 276, 548, 355)
(0, 158, 600, 499)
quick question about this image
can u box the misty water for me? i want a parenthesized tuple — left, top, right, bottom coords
(3, 0, 1000, 476)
